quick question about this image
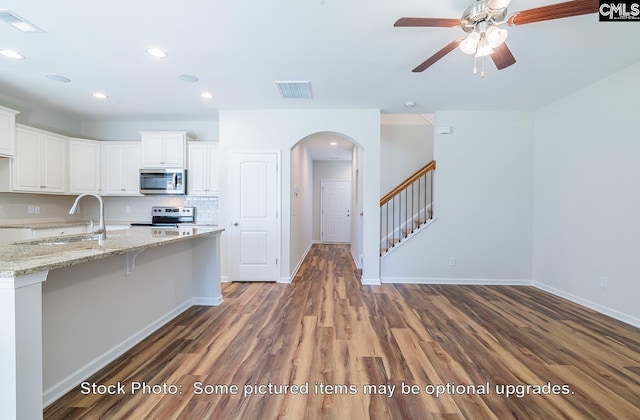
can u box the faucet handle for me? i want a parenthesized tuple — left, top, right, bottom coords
(89, 220, 94, 232)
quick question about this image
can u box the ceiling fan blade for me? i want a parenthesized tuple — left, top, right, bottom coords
(394, 17, 461, 28)
(508, 0, 599, 25)
(491, 43, 516, 70)
(412, 39, 462, 72)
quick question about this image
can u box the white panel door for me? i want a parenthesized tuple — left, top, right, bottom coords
(321, 180, 351, 243)
(229, 152, 279, 281)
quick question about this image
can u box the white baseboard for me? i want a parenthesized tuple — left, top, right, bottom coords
(533, 281, 640, 329)
(193, 295, 224, 306)
(221, 276, 230, 283)
(43, 299, 193, 407)
(284, 241, 317, 283)
(380, 277, 532, 285)
(351, 248, 362, 269)
(361, 277, 381, 286)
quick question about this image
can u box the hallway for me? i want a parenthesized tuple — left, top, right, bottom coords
(45, 244, 640, 418)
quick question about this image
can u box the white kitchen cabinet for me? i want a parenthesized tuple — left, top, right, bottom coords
(140, 131, 189, 168)
(69, 138, 101, 193)
(0, 105, 20, 157)
(188, 141, 219, 196)
(11, 125, 67, 194)
(101, 142, 142, 196)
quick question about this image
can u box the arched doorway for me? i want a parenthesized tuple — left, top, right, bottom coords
(289, 131, 364, 276)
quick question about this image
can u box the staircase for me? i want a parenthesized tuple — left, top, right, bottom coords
(380, 160, 436, 256)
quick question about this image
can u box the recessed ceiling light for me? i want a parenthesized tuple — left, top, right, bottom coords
(179, 74, 199, 83)
(91, 92, 108, 99)
(46, 74, 71, 83)
(0, 10, 45, 33)
(146, 47, 167, 58)
(330, 142, 337, 146)
(0, 49, 25, 60)
(200, 92, 214, 100)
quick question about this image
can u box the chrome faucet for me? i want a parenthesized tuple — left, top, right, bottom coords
(69, 193, 106, 240)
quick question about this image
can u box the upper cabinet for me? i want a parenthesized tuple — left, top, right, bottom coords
(188, 141, 219, 196)
(140, 131, 190, 168)
(0, 105, 20, 157)
(11, 125, 67, 194)
(68, 138, 101, 194)
(101, 142, 142, 196)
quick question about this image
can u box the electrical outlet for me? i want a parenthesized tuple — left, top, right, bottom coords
(35, 205, 40, 214)
(28, 205, 35, 214)
(449, 257, 456, 266)
(125, 206, 131, 214)
(600, 276, 608, 289)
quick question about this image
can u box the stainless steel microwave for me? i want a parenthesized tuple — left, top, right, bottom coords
(139, 168, 187, 195)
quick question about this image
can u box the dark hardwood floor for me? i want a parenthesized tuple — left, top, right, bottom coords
(45, 244, 640, 419)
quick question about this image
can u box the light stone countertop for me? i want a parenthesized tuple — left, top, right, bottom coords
(0, 220, 141, 229)
(0, 226, 223, 278)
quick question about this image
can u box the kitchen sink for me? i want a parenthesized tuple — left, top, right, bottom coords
(25, 235, 101, 246)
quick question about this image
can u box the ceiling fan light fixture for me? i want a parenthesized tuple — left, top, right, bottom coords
(486, 25, 508, 48)
(474, 37, 494, 58)
(459, 32, 480, 54)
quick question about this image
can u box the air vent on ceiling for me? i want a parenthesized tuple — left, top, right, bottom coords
(0, 9, 44, 33)
(275, 81, 312, 99)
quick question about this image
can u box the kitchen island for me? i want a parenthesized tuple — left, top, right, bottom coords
(0, 226, 224, 420)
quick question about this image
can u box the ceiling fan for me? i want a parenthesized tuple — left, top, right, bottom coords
(395, 0, 599, 76)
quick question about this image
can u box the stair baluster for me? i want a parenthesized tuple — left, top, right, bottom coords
(380, 160, 436, 256)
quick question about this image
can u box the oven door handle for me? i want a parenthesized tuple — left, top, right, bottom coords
(172, 173, 177, 189)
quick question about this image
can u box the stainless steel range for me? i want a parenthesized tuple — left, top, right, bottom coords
(130, 206, 195, 227)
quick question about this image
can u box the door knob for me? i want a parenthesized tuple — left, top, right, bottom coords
(233, 222, 239, 226)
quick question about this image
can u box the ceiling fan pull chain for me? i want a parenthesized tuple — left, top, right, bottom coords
(473, 55, 478, 75)
(481, 55, 486, 78)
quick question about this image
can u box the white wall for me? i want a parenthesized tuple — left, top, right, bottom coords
(290, 142, 314, 276)
(312, 160, 352, 241)
(351, 146, 364, 269)
(380, 119, 433, 194)
(0, 193, 83, 224)
(0, 97, 83, 137)
(533, 62, 640, 326)
(219, 109, 380, 283)
(80, 120, 219, 141)
(381, 111, 534, 283)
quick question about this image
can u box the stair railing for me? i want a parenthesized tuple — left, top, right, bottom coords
(380, 160, 436, 255)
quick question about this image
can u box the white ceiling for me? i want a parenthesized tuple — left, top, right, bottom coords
(0, 0, 638, 123)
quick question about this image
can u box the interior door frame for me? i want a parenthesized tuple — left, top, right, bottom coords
(227, 149, 281, 282)
(320, 178, 352, 244)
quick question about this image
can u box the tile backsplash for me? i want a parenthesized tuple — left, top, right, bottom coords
(184, 196, 218, 225)
(0, 193, 219, 225)
(0, 193, 84, 224)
